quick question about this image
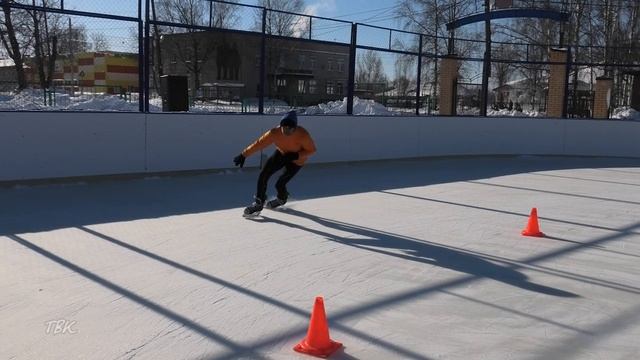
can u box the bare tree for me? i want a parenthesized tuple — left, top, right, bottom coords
(28, 0, 65, 89)
(397, 0, 475, 98)
(57, 22, 89, 54)
(491, 43, 517, 104)
(157, 0, 240, 29)
(356, 50, 386, 84)
(253, 0, 306, 37)
(566, 0, 589, 115)
(251, 0, 307, 100)
(91, 32, 108, 52)
(0, 1, 29, 91)
(394, 53, 415, 104)
(212, 0, 240, 29)
(155, 0, 241, 95)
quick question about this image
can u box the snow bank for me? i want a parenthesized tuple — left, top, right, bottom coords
(304, 97, 399, 116)
(0, 89, 153, 112)
(487, 108, 545, 117)
(612, 107, 640, 121)
(0, 89, 635, 121)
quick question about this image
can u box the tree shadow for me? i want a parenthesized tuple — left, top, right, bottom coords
(78, 225, 586, 360)
(2, 155, 639, 236)
(5, 234, 264, 359)
(255, 209, 579, 298)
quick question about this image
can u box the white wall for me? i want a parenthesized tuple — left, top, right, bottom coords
(146, 114, 273, 172)
(0, 112, 145, 181)
(1, 112, 639, 182)
(563, 119, 640, 157)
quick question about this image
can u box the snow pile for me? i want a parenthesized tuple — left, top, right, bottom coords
(1, 88, 634, 120)
(304, 97, 399, 116)
(0, 89, 152, 112)
(612, 107, 640, 121)
(487, 108, 545, 117)
(62, 94, 143, 111)
(0, 89, 49, 110)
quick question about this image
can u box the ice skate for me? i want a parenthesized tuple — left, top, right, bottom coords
(266, 197, 287, 210)
(243, 198, 264, 217)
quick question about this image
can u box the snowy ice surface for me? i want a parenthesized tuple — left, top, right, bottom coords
(2, 156, 640, 359)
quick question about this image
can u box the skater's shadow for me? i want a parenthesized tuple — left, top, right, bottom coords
(258, 209, 578, 298)
(2, 156, 640, 236)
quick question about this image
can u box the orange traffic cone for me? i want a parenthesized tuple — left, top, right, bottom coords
(294, 296, 342, 358)
(522, 207, 545, 237)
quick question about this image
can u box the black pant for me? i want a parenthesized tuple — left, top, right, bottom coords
(256, 150, 302, 202)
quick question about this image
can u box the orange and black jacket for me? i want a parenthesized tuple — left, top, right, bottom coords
(241, 126, 316, 166)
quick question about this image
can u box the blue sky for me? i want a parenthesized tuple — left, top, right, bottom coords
(70, 0, 489, 53)
(280, 0, 402, 28)
(71, 0, 403, 28)
(69, 0, 408, 52)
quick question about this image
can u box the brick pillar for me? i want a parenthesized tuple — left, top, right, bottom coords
(593, 77, 613, 119)
(547, 48, 568, 118)
(439, 55, 458, 116)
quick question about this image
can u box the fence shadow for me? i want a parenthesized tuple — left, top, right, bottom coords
(2, 155, 639, 236)
(255, 208, 578, 298)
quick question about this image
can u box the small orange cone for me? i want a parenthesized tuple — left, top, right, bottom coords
(522, 207, 545, 237)
(294, 296, 342, 358)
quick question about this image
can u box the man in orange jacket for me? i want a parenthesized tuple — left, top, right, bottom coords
(233, 110, 316, 216)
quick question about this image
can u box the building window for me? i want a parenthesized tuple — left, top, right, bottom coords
(327, 59, 334, 72)
(277, 79, 286, 87)
(170, 54, 177, 73)
(337, 59, 344, 73)
(298, 54, 306, 69)
(309, 80, 317, 94)
(326, 81, 335, 95)
(298, 80, 306, 94)
(336, 82, 343, 95)
(310, 57, 316, 69)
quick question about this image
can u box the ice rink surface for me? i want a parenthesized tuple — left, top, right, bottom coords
(2, 155, 640, 360)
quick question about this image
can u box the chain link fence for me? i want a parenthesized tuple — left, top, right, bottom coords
(0, 0, 637, 119)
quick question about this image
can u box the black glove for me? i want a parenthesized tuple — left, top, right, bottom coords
(282, 152, 299, 162)
(233, 153, 245, 168)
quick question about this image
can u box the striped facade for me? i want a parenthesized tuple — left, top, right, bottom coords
(28, 52, 139, 93)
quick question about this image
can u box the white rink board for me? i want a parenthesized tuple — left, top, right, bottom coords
(1, 112, 639, 181)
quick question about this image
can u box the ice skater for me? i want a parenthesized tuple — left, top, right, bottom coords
(233, 110, 316, 216)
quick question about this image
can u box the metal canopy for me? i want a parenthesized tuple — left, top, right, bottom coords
(446, 8, 570, 30)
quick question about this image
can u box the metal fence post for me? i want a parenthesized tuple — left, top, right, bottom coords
(480, 0, 491, 117)
(347, 23, 357, 115)
(416, 34, 423, 116)
(259, 8, 266, 114)
(562, 46, 572, 119)
(144, 0, 150, 112)
(209, 0, 213, 28)
(138, 0, 144, 112)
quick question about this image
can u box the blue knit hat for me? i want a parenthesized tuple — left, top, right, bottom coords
(280, 110, 298, 128)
